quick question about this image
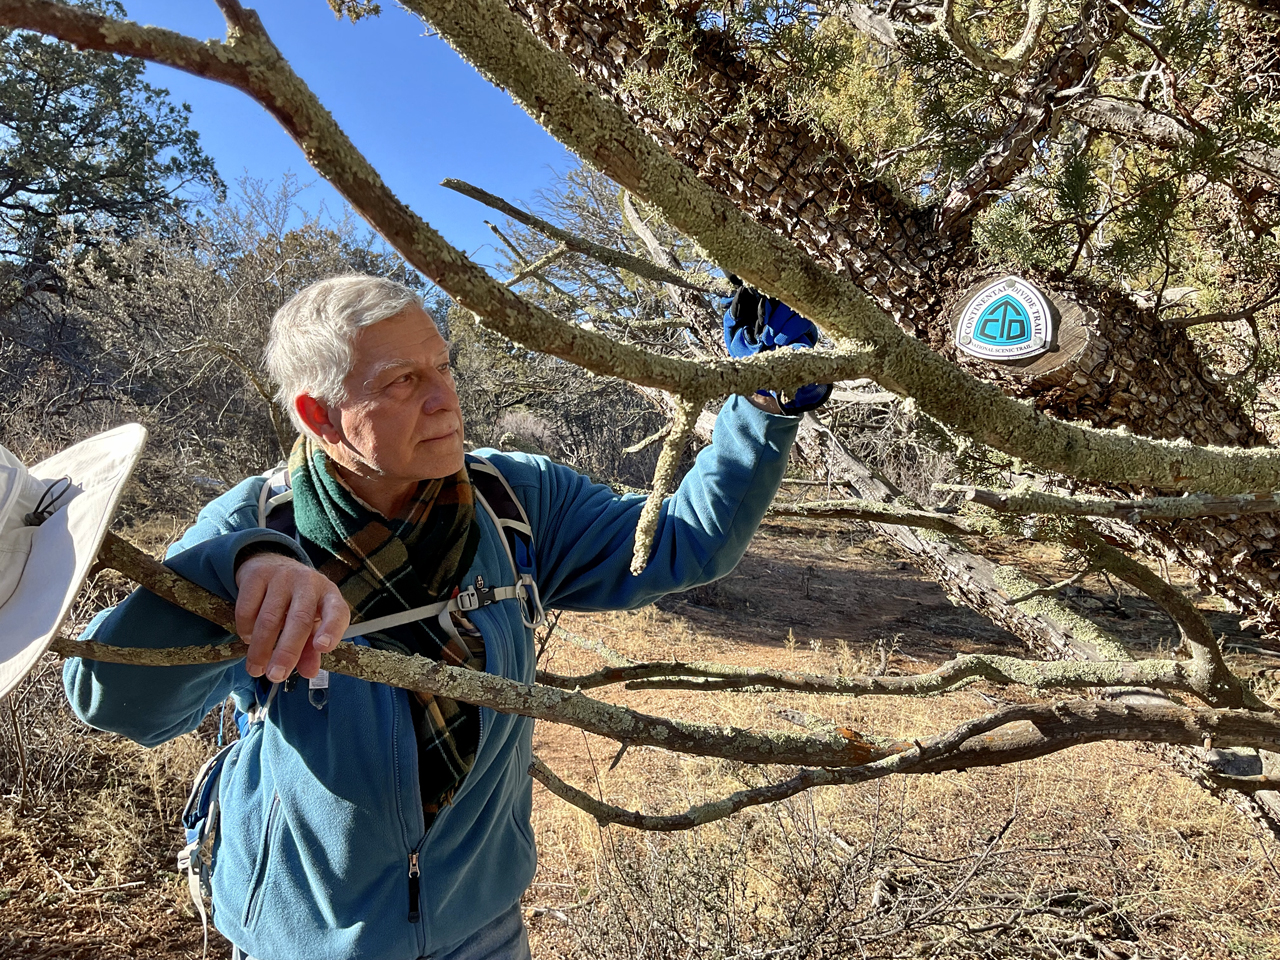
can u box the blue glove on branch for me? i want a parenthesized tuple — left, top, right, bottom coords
(723, 276, 833, 415)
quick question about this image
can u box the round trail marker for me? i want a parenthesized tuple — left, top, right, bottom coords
(953, 276, 1093, 378)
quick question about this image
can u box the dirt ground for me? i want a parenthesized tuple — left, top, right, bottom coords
(2, 518, 1279, 959)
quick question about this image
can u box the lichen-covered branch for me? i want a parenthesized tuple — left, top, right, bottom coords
(52, 633, 897, 767)
(50, 538, 911, 766)
(532, 698, 1280, 829)
(397, 0, 1280, 496)
(937, 0, 1049, 77)
(9, 0, 1280, 495)
(506, 242, 568, 286)
(769, 498, 973, 535)
(96, 532, 236, 632)
(1076, 531, 1260, 710)
(944, 483, 1280, 522)
(631, 394, 698, 574)
(539, 651, 1216, 702)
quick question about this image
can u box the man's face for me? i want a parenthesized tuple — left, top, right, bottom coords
(325, 304, 465, 486)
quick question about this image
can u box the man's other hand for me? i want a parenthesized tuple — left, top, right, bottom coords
(234, 553, 350, 681)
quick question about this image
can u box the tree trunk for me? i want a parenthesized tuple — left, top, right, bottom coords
(504, 0, 1280, 633)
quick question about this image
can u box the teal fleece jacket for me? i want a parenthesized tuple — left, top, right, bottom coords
(63, 396, 799, 960)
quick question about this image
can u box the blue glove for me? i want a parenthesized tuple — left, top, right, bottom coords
(722, 277, 833, 414)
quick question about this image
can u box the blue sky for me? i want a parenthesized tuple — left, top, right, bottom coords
(122, 0, 576, 274)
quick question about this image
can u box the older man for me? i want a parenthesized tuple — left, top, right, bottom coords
(64, 274, 824, 960)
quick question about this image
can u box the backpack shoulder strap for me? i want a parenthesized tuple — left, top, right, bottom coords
(466, 454, 545, 629)
(257, 463, 295, 533)
(466, 454, 534, 571)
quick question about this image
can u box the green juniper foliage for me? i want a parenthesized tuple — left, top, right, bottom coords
(0, 0, 221, 279)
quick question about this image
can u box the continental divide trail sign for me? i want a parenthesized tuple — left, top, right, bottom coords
(949, 275, 1101, 385)
(955, 276, 1054, 362)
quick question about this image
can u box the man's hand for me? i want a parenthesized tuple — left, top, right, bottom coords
(722, 277, 833, 415)
(234, 552, 349, 682)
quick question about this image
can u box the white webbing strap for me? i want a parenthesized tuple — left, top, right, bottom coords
(341, 583, 526, 639)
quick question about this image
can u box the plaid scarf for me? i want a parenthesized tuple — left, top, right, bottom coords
(288, 437, 484, 824)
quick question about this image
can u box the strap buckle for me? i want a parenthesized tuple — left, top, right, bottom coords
(456, 575, 498, 613)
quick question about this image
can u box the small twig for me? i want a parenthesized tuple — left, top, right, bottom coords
(1006, 568, 1092, 605)
(447, 178, 728, 295)
(6, 694, 27, 815)
(631, 395, 700, 575)
(533, 609, 562, 664)
(623, 422, 672, 455)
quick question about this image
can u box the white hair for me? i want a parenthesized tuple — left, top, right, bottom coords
(266, 274, 425, 437)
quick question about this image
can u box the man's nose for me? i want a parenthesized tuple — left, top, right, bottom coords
(421, 370, 457, 414)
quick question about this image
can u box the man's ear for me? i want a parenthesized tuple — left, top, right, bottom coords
(295, 395, 343, 444)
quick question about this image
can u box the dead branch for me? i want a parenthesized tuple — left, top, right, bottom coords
(631, 395, 698, 574)
(1077, 531, 1260, 710)
(539, 651, 1216, 702)
(620, 190, 723, 350)
(532, 698, 1280, 829)
(187, 338, 292, 457)
(944, 483, 1280, 522)
(506, 242, 569, 287)
(769, 498, 973, 535)
(446, 178, 727, 295)
(832, 2, 903, 49)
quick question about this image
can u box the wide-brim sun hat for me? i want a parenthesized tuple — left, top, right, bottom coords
(0, 423, 147, 700)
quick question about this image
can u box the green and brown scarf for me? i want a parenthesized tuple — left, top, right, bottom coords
(288, 436, 484, 824)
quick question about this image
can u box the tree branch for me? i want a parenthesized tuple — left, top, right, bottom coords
(57, 534, 916, 768)
(832, 1, 903, 50)
(532, 698, 1280, 828)
(51, 630, 901, 767)
(769, 497, 973, 535)
(505, 242, 568, 287)
(620, 190, 723, 351)
(1077, 531, 1260, 710)
(935, 0, 1116, 233)
(937, 0, 1049, 77)
(631, 394, 697, 574)
(944, 483, 1280, 523)
(1065, 95, 1280, 183)
(445, 178, 727, 295)
(540, 650, 1217, 702)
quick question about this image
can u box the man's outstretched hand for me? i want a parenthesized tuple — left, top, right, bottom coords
(234, 552, 349, 681)
(723, 277, 833, 415)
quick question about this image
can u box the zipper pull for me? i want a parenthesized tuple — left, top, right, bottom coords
(407, 852, 421, 923)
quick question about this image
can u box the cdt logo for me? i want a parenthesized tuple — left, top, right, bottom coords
(954, 277, 1054, 361)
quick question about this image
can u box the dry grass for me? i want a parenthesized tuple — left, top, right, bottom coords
(526, 600, 1280, 959)
(2, 522, 1279, 959)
